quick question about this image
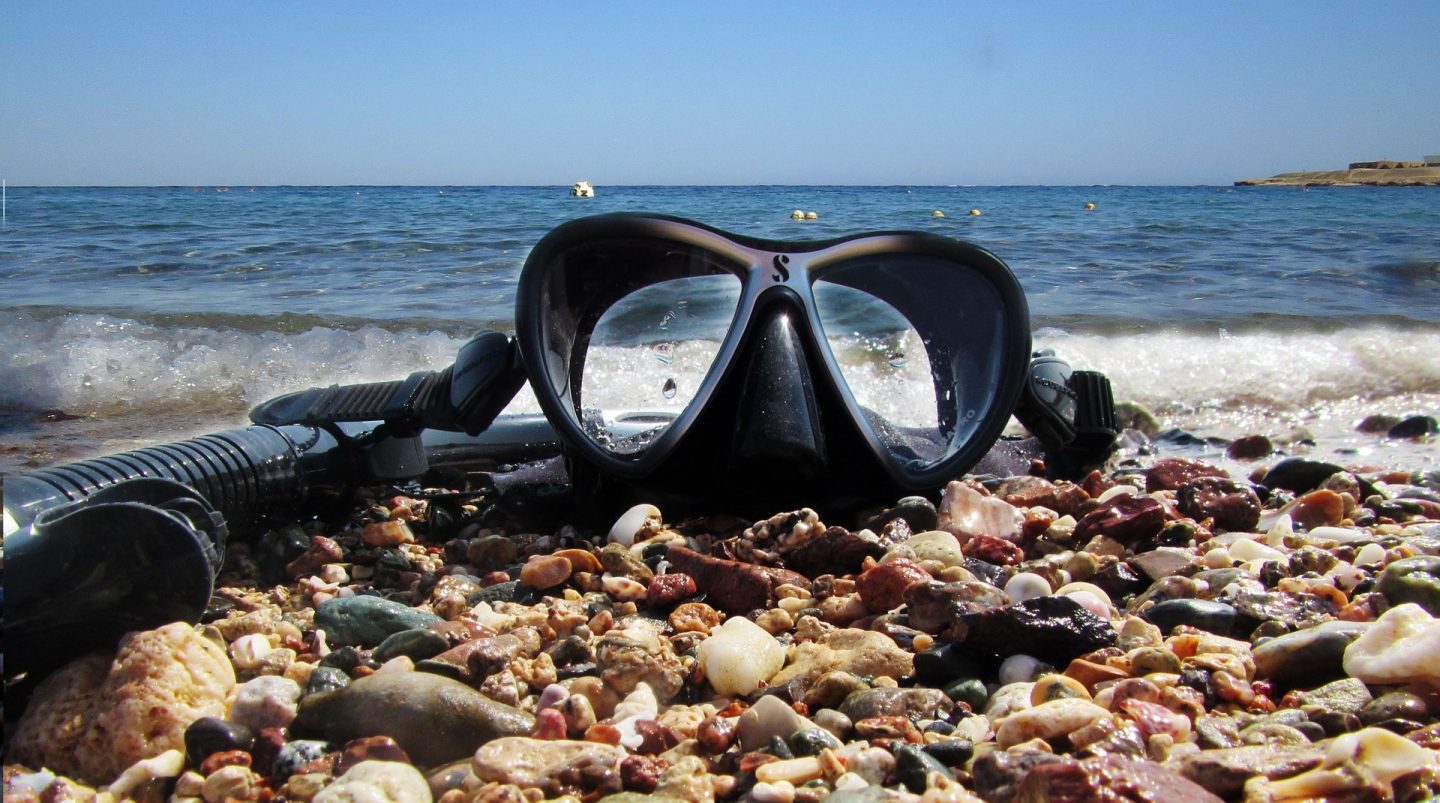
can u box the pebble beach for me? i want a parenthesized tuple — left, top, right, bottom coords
(6, 419, 1440, 802)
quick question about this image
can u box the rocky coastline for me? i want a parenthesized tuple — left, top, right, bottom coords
(5, 418, 1440, 802)
(1236, 161, 1440, 187)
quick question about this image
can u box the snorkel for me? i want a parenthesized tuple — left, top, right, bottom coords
(2, 213, 1117, 686)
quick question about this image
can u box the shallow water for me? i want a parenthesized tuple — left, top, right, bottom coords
(1, 185, 1437, 477)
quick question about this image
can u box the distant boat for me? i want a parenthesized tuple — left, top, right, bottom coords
(571, 181, 595, 198)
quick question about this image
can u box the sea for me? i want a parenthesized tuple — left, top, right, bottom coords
(2, 185, 1438, 481)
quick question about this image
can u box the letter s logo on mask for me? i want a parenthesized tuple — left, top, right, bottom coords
(771, 254, 790, 283)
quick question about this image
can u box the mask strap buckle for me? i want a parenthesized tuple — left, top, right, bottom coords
(1013, 352, 1118, 476)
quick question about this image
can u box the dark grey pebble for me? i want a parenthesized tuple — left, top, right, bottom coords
(373, 627, 450, 663)
(315, 595, 442, 648)
(1262, 458, 1345, 494)
(184, 717, 254, 764)
(922, 738, 974, 767)
(840, 687, 953, 721)
(303, 665, 351, 697)
(1360, 692, 1429, 726)
(789, 727, 842, 756)
(468, 579, 521, 606)
(1145, 598, 1237, 636)
(1388, 415, 1438, 440)
(866, 496, 939, 534)
(894, 743, 954, 793)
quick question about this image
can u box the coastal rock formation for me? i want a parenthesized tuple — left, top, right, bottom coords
(1236, 162, 1440, 186)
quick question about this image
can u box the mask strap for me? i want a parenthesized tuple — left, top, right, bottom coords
(1012, 352, 1119, 477)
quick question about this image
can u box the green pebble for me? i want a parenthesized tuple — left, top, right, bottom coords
(894, 743, 954, 793)
(1377, 556, 1440, 615)
(373, 627, 450, 663)
(943, 677, 988, 711)
(789, 727, 842, 756)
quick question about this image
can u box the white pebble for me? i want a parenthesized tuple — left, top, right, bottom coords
(1228, 537, 1286, 562)
(832, 772, 870, 792)
(998, 654, 1047, 685)
(1004, 572, 1051, 604)
(314, 760, 431, 803)
(696, 616, 786, 697)
(608, 503, 662, 546)
(1308, 526, 1370, 544)
(105, 749, 185, 798)
(1203, 547, 1234, 569)
(1343, 603, 1440, 684)
(319, 563, 350, 584)
(229, 633, 275, 671)
(1354, 542, 1387, 566)
(1097, 484, 1141, 503)
(750, 780, 796, 803)
(612, 682, 660, 722)
(229, 675, 302, 732)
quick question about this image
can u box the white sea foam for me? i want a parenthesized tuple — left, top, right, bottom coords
(3, 313, 1436, 471)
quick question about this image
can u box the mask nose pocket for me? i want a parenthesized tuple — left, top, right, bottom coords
(731, 311, 826, 475)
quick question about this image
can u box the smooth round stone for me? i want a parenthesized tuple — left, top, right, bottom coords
(1005, 572, 1051, 604)
(230, 675, 302, 732)
(520, 555, 573, 589)
(1262, 458, 1345, 494)
(304, 666, 351, 697)
(373, 628, 450, 663)
(788, 727, 842, 757)
(1377, 556, 1440, 615)
(1144, 598, 1237, 636)
(1389, 415, 1439, 440)
(465, 535, 517, 572)
(921, 738, 974, 767)
(1253, 620, 1369, 686)
(998, 654, 1049, 685)
(811, 709, 853, 739)
(1129, 646, 1183, 676)
(315, 596, 443, 648)
(942, 678, 989, 711)
(184, 717, 254, 764)
(894, 743, 954, 793)
(839, 687, 952, 722)
(315, 760, 430, 803)
(1360, 692, 1429, 726)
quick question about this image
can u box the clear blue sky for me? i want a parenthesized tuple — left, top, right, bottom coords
(5, 2, 1438, 186)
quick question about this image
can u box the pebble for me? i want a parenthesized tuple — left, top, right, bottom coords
(520, 554, 573, 589)
(16, 448, 1440, 803)
(608, 503, 663, 547)
(292, 670, 535, 767)
(314, 760, 431, 803)
(1144, 598, 1238, 636)
(361, 519, 415, 547)
(229, 675, 301, 732)
(1376, 555, 1440, 614)
(695, 615, 785, 696)
(315, 596, 443, 648)
(1343, 603, 1440, 684)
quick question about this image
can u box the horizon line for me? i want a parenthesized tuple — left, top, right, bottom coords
(5, 182, 1254, 190)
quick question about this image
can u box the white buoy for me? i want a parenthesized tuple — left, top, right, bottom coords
(791, 209, 805, 219)
(932, 210, 945, 218)
(804, 211, 818, 220)
(571, 181, 595, 198)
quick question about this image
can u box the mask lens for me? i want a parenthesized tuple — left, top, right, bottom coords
(813, 256, 1012, 471)
(547, 241, 743, 457)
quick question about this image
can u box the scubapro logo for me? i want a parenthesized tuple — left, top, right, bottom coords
(771, 254, 790, 282)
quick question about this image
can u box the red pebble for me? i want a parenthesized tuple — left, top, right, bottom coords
(533, 708, 568, 740)
(1145, 457, 1228, 492)
(199, 749, 252, 776)
(481, 571, 512, 587)
(620, 755, 668, 793)
(696, 715, 736, 754)
(645, 573, 698, 608)
(1072, 494, 1167, 544)
(856, 559, 932, 613)
(634, 719, 681, 755)
(335, 736, 409, 776)
(962, 533, 1025, 566)
(285, 535, 345, 579)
